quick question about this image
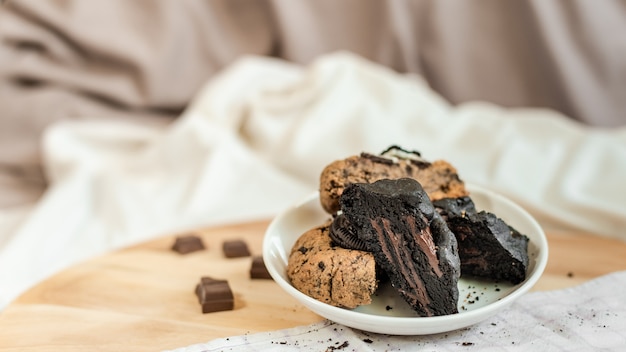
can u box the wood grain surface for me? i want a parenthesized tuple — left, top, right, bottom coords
(0, 220, 625, 351)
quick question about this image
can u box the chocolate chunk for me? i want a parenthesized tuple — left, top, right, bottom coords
(409, 159, 432, 169)
(195, 277, 234, 313)
(360, 152, 395, 165)
(171, 235, 206, 254)
(250, 256, 273, 279)
(222, 239, 251, 258)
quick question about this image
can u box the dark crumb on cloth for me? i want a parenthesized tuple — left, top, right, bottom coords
(325, 341, 349, 351)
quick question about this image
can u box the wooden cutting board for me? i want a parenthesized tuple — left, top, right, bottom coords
(1, 220, 625, 351)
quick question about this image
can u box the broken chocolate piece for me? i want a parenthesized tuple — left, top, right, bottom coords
(250, 256, 273, 279)
(222, 239, 251, 258)
(195, 277, 234, 313)
(171, 235, 206, 254)
(341, 178, 460, 317)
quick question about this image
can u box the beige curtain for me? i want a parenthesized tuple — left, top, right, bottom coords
(0, 0, 625, 206)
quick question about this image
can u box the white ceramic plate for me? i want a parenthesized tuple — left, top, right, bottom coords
(263, 184, 548, 335)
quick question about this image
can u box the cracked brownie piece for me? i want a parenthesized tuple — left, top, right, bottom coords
(434, 197, 530, 284)
(340, 178, 461, 317)
(319, 146, 468, 214)
(287, 221, 378, 309)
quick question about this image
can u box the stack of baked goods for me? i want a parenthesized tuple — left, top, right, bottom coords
(286, 146, 530, 317)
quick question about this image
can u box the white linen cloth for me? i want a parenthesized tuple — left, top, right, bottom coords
(168, 270, 626, 352)
(0, 52, 625, 310)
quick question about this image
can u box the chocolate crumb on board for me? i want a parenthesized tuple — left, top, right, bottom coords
(171, 234, 206, 254)
(195, 277, 234, 313)
(222, 239, 251, 258)
(250, 256, 273, 279)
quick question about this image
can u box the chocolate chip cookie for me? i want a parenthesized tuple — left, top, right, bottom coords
(319, 146, 469, 214)
(287, 221, 378, 309)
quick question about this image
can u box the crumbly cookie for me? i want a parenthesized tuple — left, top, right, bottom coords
(287, 221, 378, 309)
(319, 146, 469, 214)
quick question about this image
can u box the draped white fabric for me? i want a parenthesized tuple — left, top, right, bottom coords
(1, 52, 624, 308)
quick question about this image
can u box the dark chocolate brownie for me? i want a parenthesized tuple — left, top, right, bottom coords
(287, 221, 378, 309)
(340, 178, 460, 317)
(434, 197, 530, 284)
